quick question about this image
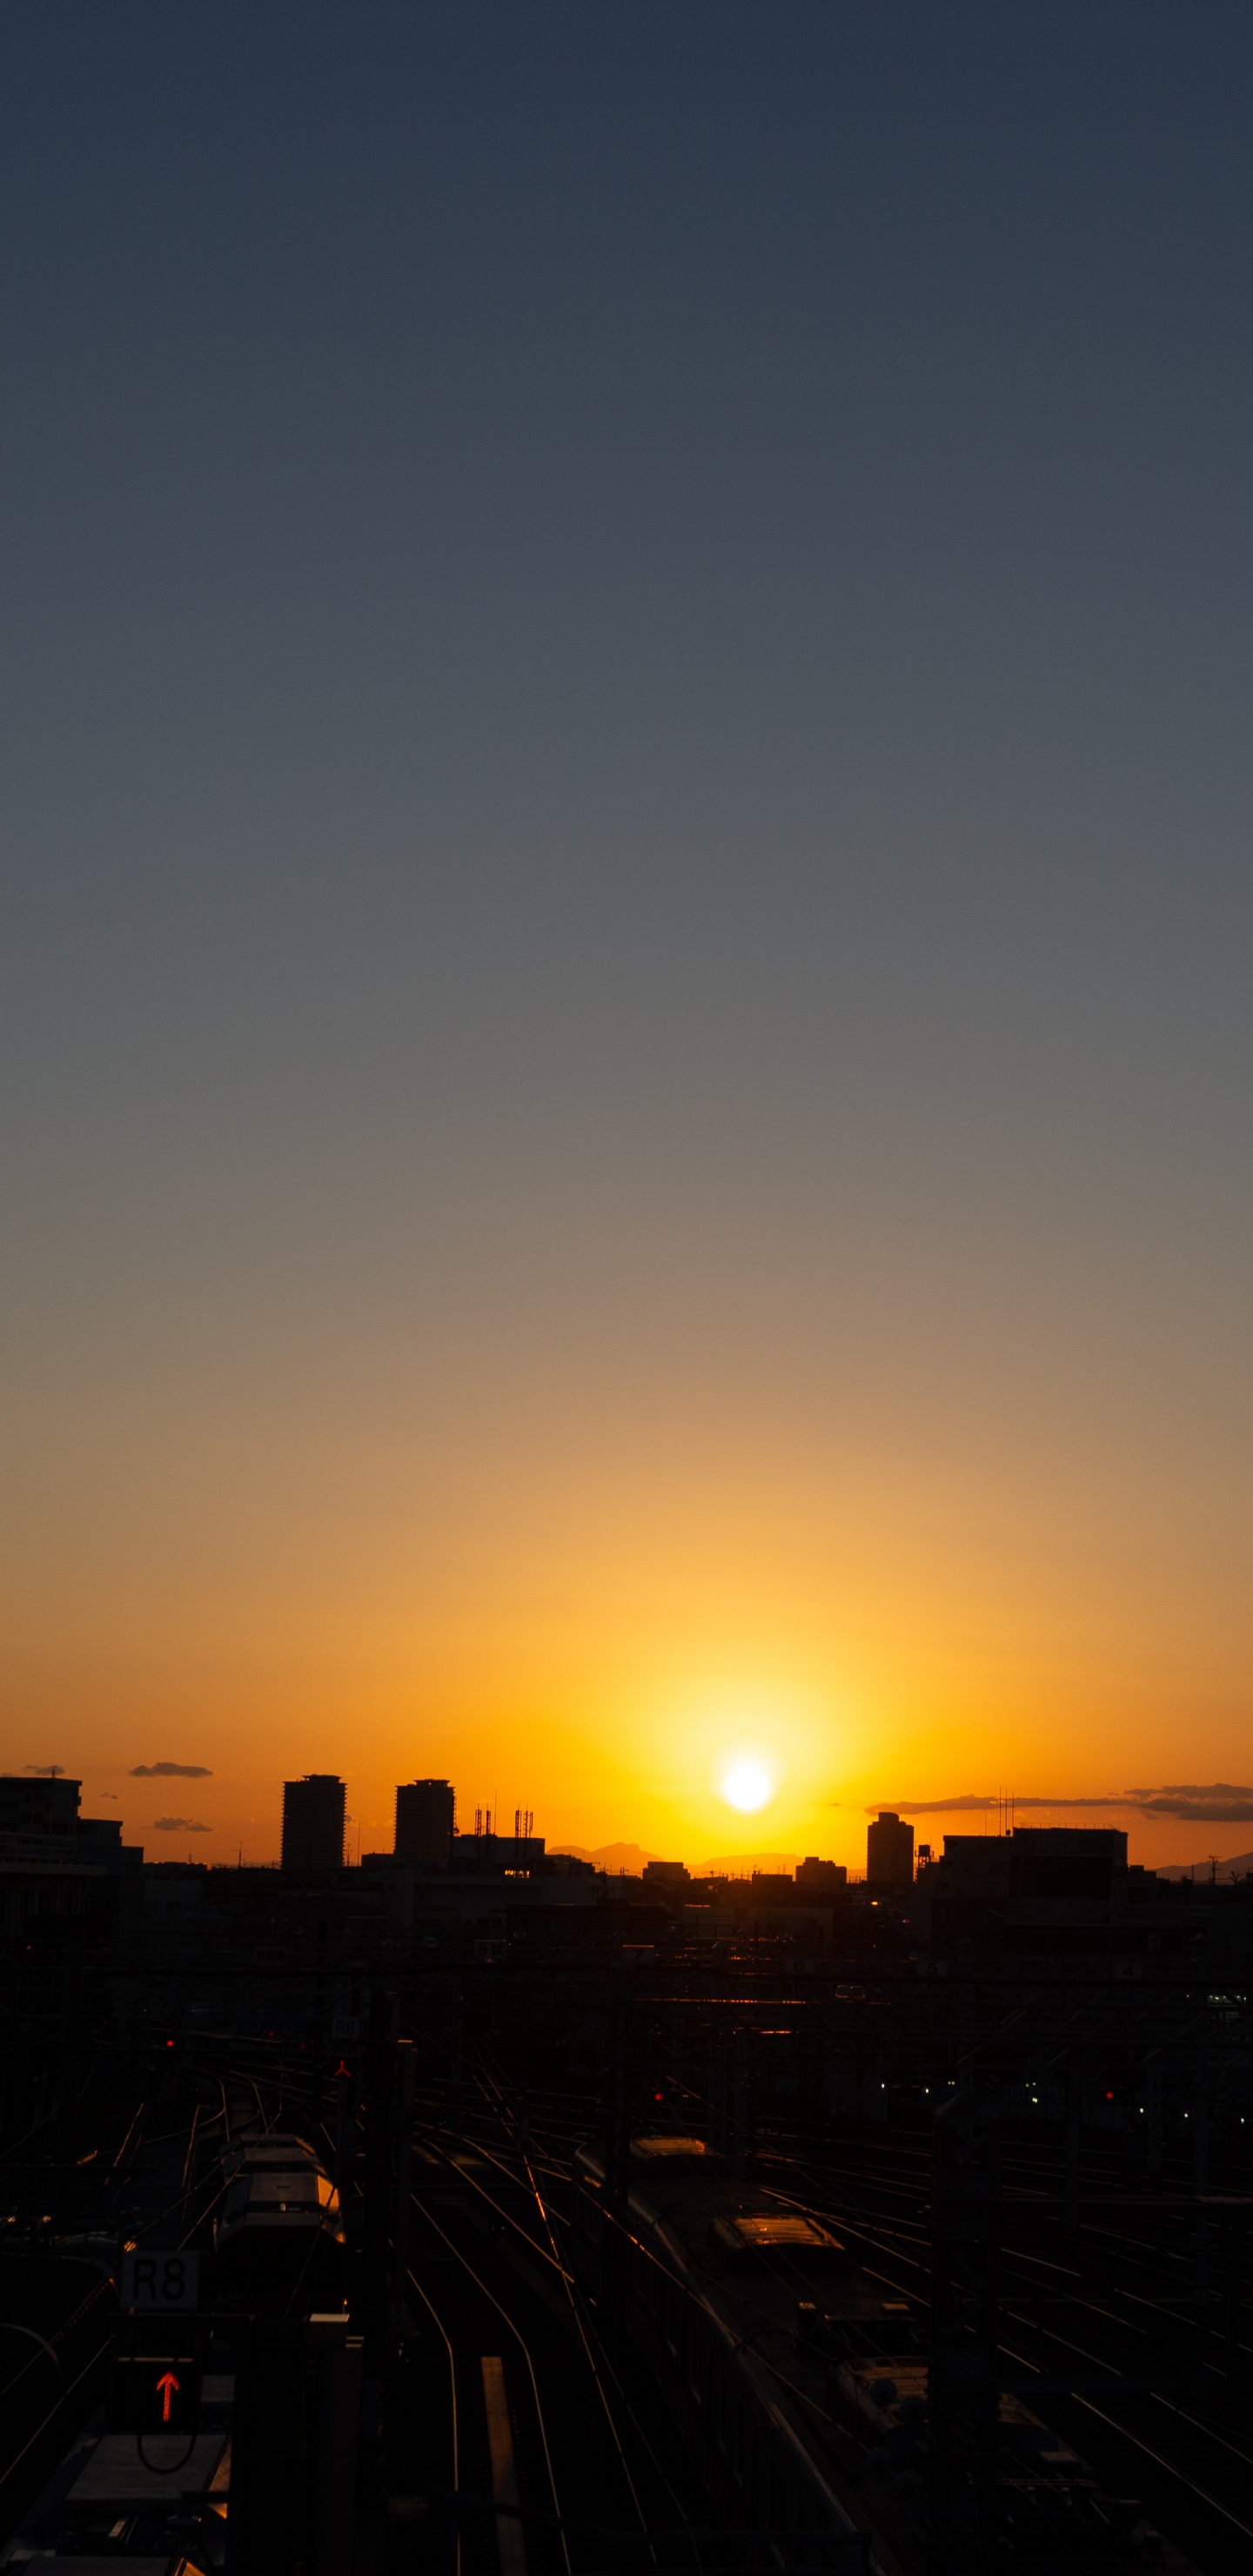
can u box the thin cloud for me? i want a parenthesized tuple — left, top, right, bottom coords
(1128, 1782, 1253, 1796)
(23, 1762, 66, 1776)
(131, 1762, 213, 1779)
(861, 1795, 995, 1814)
(861, 1794, 1129, 1815)
(861, 1785, 1253, 1826)
(1128, 1791, 1253, 1823)
(151, 1816, 211, 1833)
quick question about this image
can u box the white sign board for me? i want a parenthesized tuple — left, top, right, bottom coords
(331, 2013, 360, 2041)
(120, 2250, 201, 2311)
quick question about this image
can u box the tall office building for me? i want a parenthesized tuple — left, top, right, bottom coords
(867, 1810, 915, 1888)
(281, 1774, 345, 1875)
(394, 1778, 455, 1866)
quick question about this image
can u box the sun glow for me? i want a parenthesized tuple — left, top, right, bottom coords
(722, 1758, 773, 1813)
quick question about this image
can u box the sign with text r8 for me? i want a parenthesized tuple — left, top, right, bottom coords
(121, 2250, 200, 2310)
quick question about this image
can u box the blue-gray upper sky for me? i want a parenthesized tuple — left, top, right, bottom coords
(2, 3, 1250, 1854)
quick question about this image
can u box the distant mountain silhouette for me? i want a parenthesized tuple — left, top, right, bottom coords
(552, 1842, 809, 1878)
(552, 1841, 661, 1875)
(553, 1843, 809, 1878)
(1154, 1852, 1253, 1882)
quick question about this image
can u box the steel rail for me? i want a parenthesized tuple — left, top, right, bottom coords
(411, 2185, 571, 2574)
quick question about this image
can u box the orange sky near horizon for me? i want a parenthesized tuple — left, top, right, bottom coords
(4, 7, 1253, 1888)
(6, 1339, 1250, 1875)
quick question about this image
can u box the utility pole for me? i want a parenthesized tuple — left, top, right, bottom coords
(360, 1987, 395, 2373)
(1064, 2047, 1081, 2234)
(928, 2088, 1002, 2576)
(312, 1915, 328, 2138)
(389, 2039, 415, 2356)
(1145, 2051, 1163, 2176)
(601, 1965, 633, 2341)
(1193, 2061, 1209, 2306)
(54, 1917, 85, 2178)
(731, 2024, 750, 2169)
(708, 2011, 730, 2155)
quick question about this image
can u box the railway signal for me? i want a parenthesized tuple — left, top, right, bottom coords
(108, 2335, 203, 2432)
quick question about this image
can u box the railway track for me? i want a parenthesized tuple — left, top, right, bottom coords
(431, 2075, 1253, 2572)
(159, 2032, 1253, 2572)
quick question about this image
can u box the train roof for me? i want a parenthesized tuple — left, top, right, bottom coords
(223, 2130, 325, 2174)
(571, 2139, 1181, 2574)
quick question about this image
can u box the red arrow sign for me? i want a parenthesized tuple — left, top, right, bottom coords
(156, 2369, 180, 2423)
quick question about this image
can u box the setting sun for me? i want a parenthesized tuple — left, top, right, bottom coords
(721, 1758, 773, 1814)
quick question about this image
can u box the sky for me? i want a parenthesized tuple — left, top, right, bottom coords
(2, 3, 1250, 1871)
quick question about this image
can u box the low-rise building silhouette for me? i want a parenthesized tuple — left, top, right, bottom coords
(795, 1856, 848, 1892)
(915, 1825, 1130, 1955)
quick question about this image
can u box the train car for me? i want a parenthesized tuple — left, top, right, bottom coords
(568, 2134, 1189, 2574)
(213, 2130, 344, 2315)
(569, 2134, 882, 2569)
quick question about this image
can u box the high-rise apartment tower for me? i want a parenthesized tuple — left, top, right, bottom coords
(281, 1774, 345, 1875)
(867, 1810, 915, 1888)
(394, 1779, 455, 1866)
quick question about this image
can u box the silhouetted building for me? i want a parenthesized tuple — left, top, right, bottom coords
(0, 1774, 131, 1875)
(0, 1774, 82, 1840)
(867, 1810, 915, 1888)
(454, 1831, 545, 1875)
(795, 1856, 848, 1892)
(915, 1826, 1130, 1955)
(643, 1860, 691, 1887)
(0, 1775, 140, 1942)
(281, 1774, 345, 1875)
(394, 1778, 455, 1866)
